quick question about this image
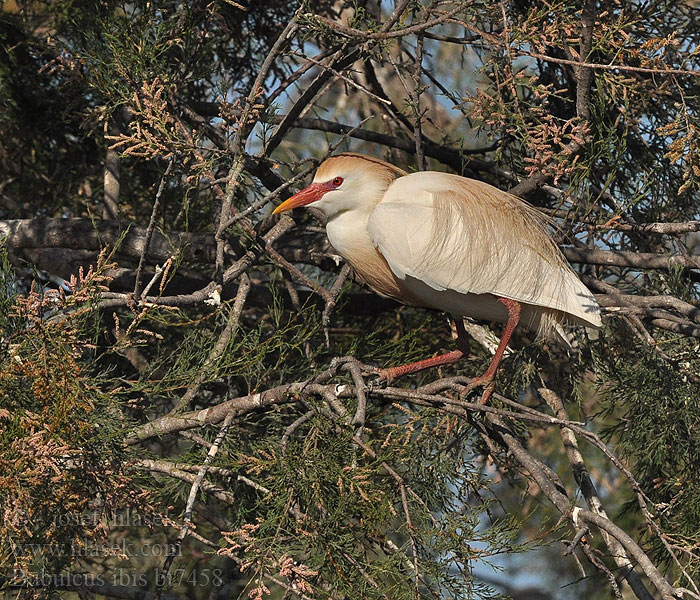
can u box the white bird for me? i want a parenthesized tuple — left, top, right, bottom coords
(273, 153, 601, 399)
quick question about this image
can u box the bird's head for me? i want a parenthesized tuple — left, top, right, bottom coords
(273, 153, 406, 219)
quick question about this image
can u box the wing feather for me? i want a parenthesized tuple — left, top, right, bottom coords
(367, 172, 601, 328)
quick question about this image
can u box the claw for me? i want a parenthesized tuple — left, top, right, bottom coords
(367, 368, 391, 390)
(360, 364, 381, 378)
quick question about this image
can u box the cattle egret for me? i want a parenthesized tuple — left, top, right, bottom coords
(273, 153, 601, 399)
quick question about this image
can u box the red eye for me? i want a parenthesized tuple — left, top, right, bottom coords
(332, 177, 344, 187)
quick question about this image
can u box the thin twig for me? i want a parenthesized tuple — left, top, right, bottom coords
(133, 159, 173, 299)
(134, 459, 236, 506)
(214, 12, 300, 283)
(410, 20, 427, 171)
(322, 263, 352, 346)
(153, 406, 239, 599)
(171, 273, 251, 413)
(280, 409, 314, 455)
(481, 410, 681, 600)
(288, 50, 392, 105)
(523, 50, 700, 78)
(316, 6, 464, 41)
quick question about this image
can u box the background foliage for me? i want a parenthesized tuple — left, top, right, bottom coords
(1, 0, 700, 599)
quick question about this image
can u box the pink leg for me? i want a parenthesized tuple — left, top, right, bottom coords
(378, 298, 521, 402)
(379, 319, 470, 382)
(379, 348, 465, 381)
(471, 297, 521, 404)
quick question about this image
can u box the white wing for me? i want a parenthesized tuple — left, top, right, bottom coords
(367, 172, 601, 328)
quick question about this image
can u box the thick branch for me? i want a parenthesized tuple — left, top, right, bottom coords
(127, 382, 329, 444)
(484, 411, 681, 600)
(539, 388, 655, 600)
(0, 218, 217, 264)
(561, 246, 700, 271)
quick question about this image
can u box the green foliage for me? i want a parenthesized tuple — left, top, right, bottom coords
(0, 250, 151, 585)
(2, 0, 700, 598)
(213, 404, 521, 600)
(598, 338, 700, 579)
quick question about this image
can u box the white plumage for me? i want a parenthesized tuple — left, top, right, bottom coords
(273, 153, 601, 393)
(368, 172, 601, 339)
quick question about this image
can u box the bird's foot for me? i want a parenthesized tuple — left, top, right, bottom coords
(376, 367, 397, 384)
(463, 375, 496, 405)
(365, 367, 393, 390)
(359, 363, 379, 375)
(352, 364, 387, 390)
(361, 362, 409, 386)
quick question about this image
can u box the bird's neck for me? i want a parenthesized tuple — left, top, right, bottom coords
(325, 208, 374, 263)
(325, 207, 408, 301)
